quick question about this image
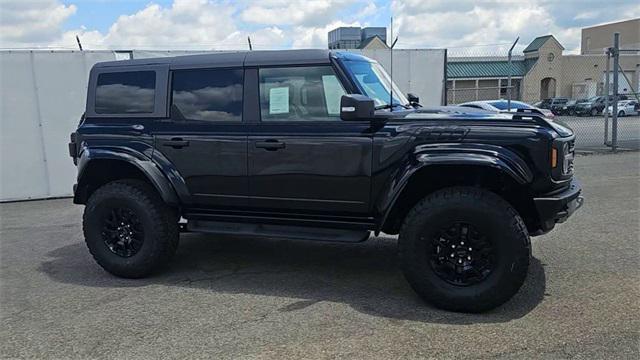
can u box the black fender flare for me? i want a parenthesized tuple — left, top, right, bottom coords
(377, 143, 533, 232)
(75, 145, 179, 205)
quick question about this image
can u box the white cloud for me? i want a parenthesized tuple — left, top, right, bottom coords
(2, 0, 290, 50)
(0, 0, 76, 46)
(1, 0, 637, 54)
(240, 0, 357, 26)
(391, 0, 640, 55)
(356, 1, 378, 18)
(291, 20, 362, 48)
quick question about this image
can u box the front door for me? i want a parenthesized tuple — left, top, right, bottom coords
(248, 65, 373, 214)
(152, 67, 248, 208)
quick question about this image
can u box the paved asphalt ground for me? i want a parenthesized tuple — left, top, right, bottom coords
(1, 152, 639, 359)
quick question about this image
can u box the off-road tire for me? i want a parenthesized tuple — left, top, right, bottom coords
(399, 187, 530, 313)
(83, 180, 179, 278)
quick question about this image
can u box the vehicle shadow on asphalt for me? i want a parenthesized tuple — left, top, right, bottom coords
(39, 233, 546, 324)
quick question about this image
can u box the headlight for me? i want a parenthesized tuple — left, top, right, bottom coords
(552, 139, 575, 179)
(562, 141, 574, 175)
(545, 118, 573, 137)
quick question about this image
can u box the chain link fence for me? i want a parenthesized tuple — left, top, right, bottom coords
(445, 37, 640, 151)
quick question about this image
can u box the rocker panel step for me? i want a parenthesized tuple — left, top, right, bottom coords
(186, 220, 370, 243)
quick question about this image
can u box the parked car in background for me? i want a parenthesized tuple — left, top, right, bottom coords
(605, 99, 639, 116)
(459, 100, 555, 118)
(553, 99, 585, 116)
(538, 98, 569, 111)
(574, 95, 629, 116)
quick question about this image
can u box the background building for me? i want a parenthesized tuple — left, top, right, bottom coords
(447, 18, 640, 104)
(328, 26, 388, 49)
(581, 18, 640, 54)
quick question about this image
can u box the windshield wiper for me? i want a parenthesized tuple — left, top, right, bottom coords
(375, 103, 394, 110)
(375, 103, 412, 110)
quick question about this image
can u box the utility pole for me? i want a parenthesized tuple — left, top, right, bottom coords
(507, 37, 519, 111)
(247, 36, 252, 51)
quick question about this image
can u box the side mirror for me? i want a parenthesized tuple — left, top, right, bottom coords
(407, 93, 419, 104)
(340, 94, 374, 121)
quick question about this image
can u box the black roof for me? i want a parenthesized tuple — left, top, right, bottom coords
(92, 49, 374, 69)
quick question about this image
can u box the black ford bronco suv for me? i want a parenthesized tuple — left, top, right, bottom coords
(69, 50, 583, 312)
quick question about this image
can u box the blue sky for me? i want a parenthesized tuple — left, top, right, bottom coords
(1, 1, 638, 53)
(60, 0, 390, 35)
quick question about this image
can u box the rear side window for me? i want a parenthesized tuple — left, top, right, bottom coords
(171, 68, 243, 122)
(95, 71, 156, 114)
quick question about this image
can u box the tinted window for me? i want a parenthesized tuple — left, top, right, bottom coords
(172, 68, 243, 122)
(488, 101, 531, 110)
(95, 71, 155, 114)
(259, 66, 346, 121)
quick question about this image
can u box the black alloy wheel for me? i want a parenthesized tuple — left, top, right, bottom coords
(101, 207, 144, 257)
(83, 180, 179, 278)
(399, 187, 530, 312)
(429, 222, 494, 286)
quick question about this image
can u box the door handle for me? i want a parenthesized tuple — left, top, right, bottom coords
(255, 140, 285, 151)
(162, 138, 190, 149)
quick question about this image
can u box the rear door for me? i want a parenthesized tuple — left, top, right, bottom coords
(152, 67, 248, 208)
(248, 65, 373, 214)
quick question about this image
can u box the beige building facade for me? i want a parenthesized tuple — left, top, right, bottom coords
(521, 36, 639, 103)
(581, 18, 640, 54)
(447, 19, 640, 105)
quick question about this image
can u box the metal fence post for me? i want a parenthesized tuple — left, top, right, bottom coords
(507, 37, 519, 111)
(612, 33, 619, 152)
(443, 49, 448, 106)
(604, 49, 610, 146)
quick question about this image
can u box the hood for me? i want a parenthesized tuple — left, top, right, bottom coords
(384, 106, 573, 137)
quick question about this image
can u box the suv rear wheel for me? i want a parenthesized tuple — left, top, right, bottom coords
(399, 187, 530, 313)
(83, 180, 179, 278)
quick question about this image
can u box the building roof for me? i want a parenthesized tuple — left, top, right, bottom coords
(358, 35, 389, 49)
(523, 35, 564, 53)
(447, 59, 535, 79)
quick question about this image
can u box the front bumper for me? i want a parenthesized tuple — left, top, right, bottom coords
(533, 179, 584, 234)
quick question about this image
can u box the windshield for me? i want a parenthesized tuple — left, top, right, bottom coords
(584, 96, 600, 103)
(342, 60, 409, 108)
(487, 101, 531, 110)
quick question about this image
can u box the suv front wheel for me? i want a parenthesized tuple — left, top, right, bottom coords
(399, 187, 530, 312)
(83, 180, 179, 278)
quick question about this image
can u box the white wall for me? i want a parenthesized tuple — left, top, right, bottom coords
(0, 49, 445, 201)
(350, 49, 446, 106)
(1, 51, 117, 201)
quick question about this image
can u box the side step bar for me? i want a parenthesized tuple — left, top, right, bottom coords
(186, 220, 370, 243)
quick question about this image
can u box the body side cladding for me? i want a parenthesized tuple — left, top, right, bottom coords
(376, 143, 534, 233)
(74, 145, 179, 205)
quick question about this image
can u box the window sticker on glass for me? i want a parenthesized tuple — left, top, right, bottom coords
(321, 75, 345, 115)
(269, 87, 289, 114)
